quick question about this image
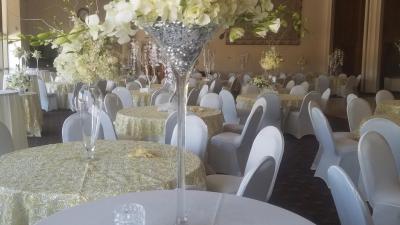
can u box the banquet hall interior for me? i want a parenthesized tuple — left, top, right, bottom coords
(0, 0, 399, 225)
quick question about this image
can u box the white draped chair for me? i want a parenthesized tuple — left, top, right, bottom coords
(105, 80, 117, 93)
(164, 111, 178, 145)
(328, 166, 374, 225)
(321, 88, 331, 112)
(96, 80, 107, 96)
(241, 84, 259, 95)
(68, 82, 84, 111)
(260, 93, 282, 130)
(171, 115, 208, 161)
(242, 74, 252, 84)
(37, 78, 58, 111)
(375, 90, 394, 105)
(209, 79, 222, 94)
(99, 110, 117, 140)
(150, 88, 168, 106)
(317, 75, 330, 93)
(285, 80, 295, 91)
(300, 81, 310, 92)
(154, 92, 171, 106)
(104, 93, 123, 122)
(293, 73, 306, 84)
(285, 91, 321, 139)
(112, 87, 133, 108)
(207, 126, 284, 202)
(308, 102, 359, 185)
(346, 93, 358, 105)
(187, 88, 200, 106)
(200, 93, 222, 110)
(0, 122, 14, 156)
(346, 97, 372, 132)
(197, 84, 209, 105)
(359, 132, 400, 225)
(219, 90, 240, 124)
(126, 81, 141, 91)
(289, 85, 307, 96)
(208, 98, 265, 175)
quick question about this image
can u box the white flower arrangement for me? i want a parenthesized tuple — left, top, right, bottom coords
(31, 50, 42, 60)
(328, 48, 344, 76)
(260, 46, 283, 71)
(250, 76, 271, 89)
(7, 70, 30, 91)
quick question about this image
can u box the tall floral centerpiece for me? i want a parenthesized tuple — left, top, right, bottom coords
(260, 46, 283, 76)
(8, 47, 30, 93)
(32, 50, 42, 71)
(328, 48, 344, 76)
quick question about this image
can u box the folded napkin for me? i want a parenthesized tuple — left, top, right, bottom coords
(128, 148, 157, 158)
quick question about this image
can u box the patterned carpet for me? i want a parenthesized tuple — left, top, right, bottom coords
(28, 110, 349, 225)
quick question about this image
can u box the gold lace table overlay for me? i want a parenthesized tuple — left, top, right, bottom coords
(375, 100, 400, 117)
(236, 94, 303, 112)
(115, 106, 224, 142)
(0, 140, 205, 225)
(130, 84, 163, 107)
(20, 92, 43, 137)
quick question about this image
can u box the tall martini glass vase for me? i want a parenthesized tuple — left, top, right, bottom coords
(143, 21, 217, 225)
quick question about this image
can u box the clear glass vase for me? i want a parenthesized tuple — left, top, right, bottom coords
(143, 21, 217, 225)
(76, 84, 103, 160)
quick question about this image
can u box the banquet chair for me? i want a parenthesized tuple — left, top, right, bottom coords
(327, 166, 374, 225)
(219, 90, 240, 124)
(289, 85, 307, 96)
(241, 84, 259, 95)
(230, 77, 242, 98)
(200, 93, 222, 110)
(37, 78, 58, 112)
(359, 132, 400, 225)
(112, 87, 133, 108)
(242, 74, 252, 84)
(164, 111, 178, 145)
(259, 93, 282, 130)
(151, 88, 169, 106)
(209, 79, 222, 94)
(346, 97, 372, 132)
(375, 90, 394, 105)
(68, 82, 84, 111)
(285, 80, 295, 91)
(208, 98, 265, 175)
(360, 118, 400, 173)
(321, 88, 331, 112)
(99, 110, 117, 140)
(300, 81, 310, 92)
(155, 92, 171, 106)
(104, 93, 123, 121)
(293, 73, 306, 84)
(105, 80, 117, 93)
(346, 93, 358, 105)
(62, 113, 102, 143)
(96, 80, 107, 96)
(339, 76, 357, 97)
(309, 101, 359, 185)
(0, 122, 14, 155)
(285, 91, 321, 139)
(227, 75, 236, 87)
(188, 78, 198, 88)
(197, 84, 209, 105)
(171, 115, 208, 161)
(187, 88, 200, 106)
(317, 75, 330, 93)
(126, 81, 141, 91)
(207, 126, 284, 202)
(137, 77, 147, 87)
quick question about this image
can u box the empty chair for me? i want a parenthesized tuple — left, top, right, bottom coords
(62, 113, 89, 142)
(293, 73, 306, 84)
(309, 102, 359, 185)
(208, 98, 265, 175)
(242, 74, 252, 84)
(99, 110, 117, 140)
(285, 80, 295, 91)
(230, 77, 242, 98)
(209, 79, 222, 94)
(346, 93, 358, 105)
(227, 75, 236, 87)
(300, 81, 310, 92)
(317, 75, 330, 93)
(200, 93, 222, 110)
(327, 166, 374, 225)
(106, 80, 117, 93)
(154, 92, 171, 106)
(207, 126, 284, 202)
(126, 81, 141, 91)
(68, 82, 84, 111)
(346, 97, 372, 132)
(320, 88, 331, 112)
(219, 89, 240, 124)
(187, 88, 200, 106)
(112, 87, 133, 108)
(150, 88, 169, 106)
(37, 78, 58, 111)
(285, 91, 321, 139)
(164, 111, 178, 145)
(104, 93, 123, 121)
(289, 85, 307, 96)
(171, 115, 208, 161)
(241, 84, 259, 95)
(197, 84, 209, 105)
(0, 122, 14, 155)
(375, 90, 394, 105)
(259, 93, 282, 130)
(359, 132, 400, 225)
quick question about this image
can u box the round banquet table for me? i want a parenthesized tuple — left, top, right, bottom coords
(130, 84, 163, 107)
(0, 90, 28, 150)
(0, 140, 205, 225)
(236, 93, 304, 113)
(36, 190, 315, 225)
(45, 82, 74, 109)
(115, 106, 224, 143)
(20, 92, 43, 137)
(375, 100, 400, 117)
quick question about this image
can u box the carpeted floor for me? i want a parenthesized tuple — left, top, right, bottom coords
(28, 110, 349, 225)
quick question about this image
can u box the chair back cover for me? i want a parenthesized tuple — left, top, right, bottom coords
(187, 88, 200, 106)
(346, 93, 358, 105)
(321, 88, 331, 111)
(99, 110, 117, 140)
(37, 78, 50, 109)
(347, 97, 372, 132)
(209, 79, 222, 93)
(376, 90, 394, 105)
(104, 93, 123, 121)
(317, 75, 330, 93)
(154, 92, 171, 106)
(243, 74, 252, 84)
(244, 126, 284, 201)
(105, 80, 117, 93)
(360, 118, 400, 173)
(126, 81, 141, 91)
(293, 73, 306, 84)
(299, 91, 321, 121)
(258, 93, 281, 130)
(188, 78, 198, 88)
(96, 80, 107, 96)
(197, 84, 209, 105)
(112, 87, 133, 108)
(237, 156, 276, 203)
(219, 90, 239, 124)
(0, 122, 14, 155)
(300, 81, 310, 92)
(285, 80, 295, 90)
(200, 93, 222, 110)
(150, 88, 169, 106)
(171, 115, 208, 161)
(290, 85, 307, 96)
(164, 111, 178, 145)
(328, 166, 374, 225)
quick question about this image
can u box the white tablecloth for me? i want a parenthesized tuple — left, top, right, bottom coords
(37, 190, 315, 225)
(0, 90, 28, 150)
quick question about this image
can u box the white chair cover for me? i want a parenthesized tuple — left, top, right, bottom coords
(285, 80, 295, 91)
(346, 93, 358, 105)
(96, 80, 107, 96)
(375, 90, 394, 105)
(105, 80, 117, 93)
(155, 92, 171, 106)
(209, 79, 223, 94)
(164, 111, 178, 145)
(321, 88, 331, 112)
(300, 81, 310, 92)
(243, 74, 252, 84)
(197, 84, 209, 105)
(62, 113, 106, 143)
(0, 121, 14, 155)
(317, 75, 330, 93)
(219, 90, 240, 124)
(99, 110, 117, 141)
(200, 93, 222, 110)
(359, 132, 400, 225)
(259, 93, 282, 130)
(188, 78, 198, 88)
(187, 88, 200, 106)
(293, 73, 306, 84)
(151, 88, 169, 106)
(104, 93, 123, 121)
(289, 85, 307, 96)
(37, 78, 58, 111)
(171, 115, 208, 161)
(328, 166, 374, 225)
(346, 97, 372, 132)
(112, 87, 133, 108)
(126, 81, 141, 91)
